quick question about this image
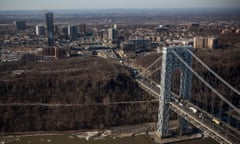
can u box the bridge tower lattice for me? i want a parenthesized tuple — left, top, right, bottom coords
(157, 46, 193, 136)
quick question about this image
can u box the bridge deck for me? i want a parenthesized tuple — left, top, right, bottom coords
(136, 77, 240, 144)
(170, 102, 240, 144)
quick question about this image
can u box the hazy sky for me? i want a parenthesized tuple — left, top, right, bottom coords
(1, 0, 240, 10)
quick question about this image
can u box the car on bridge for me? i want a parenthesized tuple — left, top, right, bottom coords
(212, 118, 220, 125)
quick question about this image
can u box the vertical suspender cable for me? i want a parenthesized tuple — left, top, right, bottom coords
(172, 51, 240, 115)
(187, 49, 240, 96)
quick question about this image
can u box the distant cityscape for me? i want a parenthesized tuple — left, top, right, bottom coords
(0, 10, 239, 62)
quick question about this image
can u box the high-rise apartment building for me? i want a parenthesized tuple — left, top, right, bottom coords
(36, 25, 46, 36)
(61, 26, 68, 37)
(108, 24, 118, 42)
(68, 25, 78, 36)
(207, 37, 218, 49)
(194, 37, 218, 49)
(193, 37, 208, 48)
(45, 12, 54, 46)
(14, 21, 26, 30)
(79, 24, 87, 33)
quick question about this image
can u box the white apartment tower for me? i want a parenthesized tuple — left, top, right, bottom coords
(36, 25, 46, 36)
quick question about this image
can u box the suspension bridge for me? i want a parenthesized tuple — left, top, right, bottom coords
(0, 46, 239, 144)
(136, 46, 240, 144)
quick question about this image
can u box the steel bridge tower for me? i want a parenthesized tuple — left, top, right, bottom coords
(157, 46, 193, 137)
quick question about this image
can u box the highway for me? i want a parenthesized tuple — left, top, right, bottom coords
(186, 101, 240, 139)
(170, 102, 240, 144)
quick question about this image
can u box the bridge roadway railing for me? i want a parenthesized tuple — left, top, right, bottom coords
(169, 102, 239, 144)
(185, 100, 240, 140)
(136, 79, 160, 98)
(136, 76, 240, 143)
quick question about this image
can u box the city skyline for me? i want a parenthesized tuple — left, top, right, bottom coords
(1, 0, 240, 10)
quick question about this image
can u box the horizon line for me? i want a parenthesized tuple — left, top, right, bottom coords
(1, 7, 240, 11)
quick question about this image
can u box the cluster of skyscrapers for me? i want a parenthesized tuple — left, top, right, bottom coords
(35, 12, 88, 47)
(13, 13, 56, 47)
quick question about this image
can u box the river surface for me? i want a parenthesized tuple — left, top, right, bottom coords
(1, 134, 218, 144)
